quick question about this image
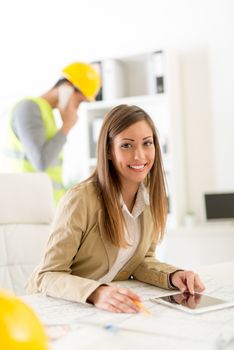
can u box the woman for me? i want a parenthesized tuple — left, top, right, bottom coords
(27, 104, 205, 313)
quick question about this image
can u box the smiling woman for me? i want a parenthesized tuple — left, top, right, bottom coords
(27, 104, 205, 314)
(94, 104, 166, 247)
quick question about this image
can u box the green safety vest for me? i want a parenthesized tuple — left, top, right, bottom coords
(2, 97, 65, 204)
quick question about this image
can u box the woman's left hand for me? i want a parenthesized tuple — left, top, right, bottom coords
(170, 270, 205, 294)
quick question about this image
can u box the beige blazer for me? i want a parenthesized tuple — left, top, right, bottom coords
(27, 181, 179, 303)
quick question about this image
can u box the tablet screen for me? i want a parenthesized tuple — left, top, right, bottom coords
(151, 292, 234, 313)
(159, 292, 225, 310)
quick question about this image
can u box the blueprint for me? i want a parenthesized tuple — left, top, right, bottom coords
(22, 268, 234, 350)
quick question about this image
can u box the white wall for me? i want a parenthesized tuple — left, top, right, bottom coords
(0, 0, 234, 222)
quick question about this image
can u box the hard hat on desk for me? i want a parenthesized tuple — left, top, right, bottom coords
(62, 62, 101, 101)
(0, 289, 49, 350)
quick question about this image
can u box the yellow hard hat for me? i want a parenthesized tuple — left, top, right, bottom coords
(62, 62, 101, 101)
(0, 289, 49, 350)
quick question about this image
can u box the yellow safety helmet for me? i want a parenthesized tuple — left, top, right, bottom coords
(62, 62, 101, 101)
(0, 289, 49, 350)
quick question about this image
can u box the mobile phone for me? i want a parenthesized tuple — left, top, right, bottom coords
(150, 292, 234, 314)
(58, 85, 74, 109)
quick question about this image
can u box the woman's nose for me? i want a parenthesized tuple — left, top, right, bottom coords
(133, 147, 144, 160)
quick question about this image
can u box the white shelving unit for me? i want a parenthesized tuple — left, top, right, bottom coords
(66, 50, 186, 227)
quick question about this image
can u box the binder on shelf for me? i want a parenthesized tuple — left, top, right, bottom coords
(152, 50, 165, 94)
(91, 61, 103, 101)
(89, 117, 103, 158)
(101, 59, 125, 100)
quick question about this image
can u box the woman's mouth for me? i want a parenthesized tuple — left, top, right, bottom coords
(128, 163, 147, 170)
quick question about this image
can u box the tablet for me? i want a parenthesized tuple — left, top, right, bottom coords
(150, 292, 234, 314)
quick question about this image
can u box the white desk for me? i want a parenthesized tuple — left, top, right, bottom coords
(22, 261, 234, 350)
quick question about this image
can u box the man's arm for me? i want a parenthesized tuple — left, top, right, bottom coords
(12, 100, 66, 170)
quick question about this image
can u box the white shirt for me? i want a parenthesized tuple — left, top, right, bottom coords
(99, 183, 149, 283)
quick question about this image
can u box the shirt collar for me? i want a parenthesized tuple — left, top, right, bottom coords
(120, 183, 149, 219)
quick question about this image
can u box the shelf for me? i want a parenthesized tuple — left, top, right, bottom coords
(83, 93, 168, 111)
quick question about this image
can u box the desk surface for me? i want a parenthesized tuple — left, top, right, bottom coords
(22, 261, 234, 350)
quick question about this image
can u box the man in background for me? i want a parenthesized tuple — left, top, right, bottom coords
(2, 62, 101, 204)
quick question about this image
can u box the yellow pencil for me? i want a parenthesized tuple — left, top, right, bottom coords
(133, 300, 151, 316)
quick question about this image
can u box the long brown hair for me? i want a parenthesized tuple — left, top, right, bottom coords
(87, 104, 167, 247)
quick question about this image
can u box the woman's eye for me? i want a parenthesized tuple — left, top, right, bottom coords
(121, 143, 132, 149)
(144, 141, 153, 146)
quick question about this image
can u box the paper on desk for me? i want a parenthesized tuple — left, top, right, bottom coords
(22, 275, 234, 350)
(199, 273, 234, 301)
(22, 294, 95, 325)
(21, 281, 177, 326)
(119, 277, 234, 345)
(52, 323, 216, 350)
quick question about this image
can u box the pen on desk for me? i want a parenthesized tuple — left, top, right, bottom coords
(133, 300, 151, 315)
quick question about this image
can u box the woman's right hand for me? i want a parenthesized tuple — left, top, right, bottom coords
(87, 285, 141, 313)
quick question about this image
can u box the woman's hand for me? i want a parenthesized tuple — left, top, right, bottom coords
(170, 270, 205, 294)
(87, 285, 141, 313)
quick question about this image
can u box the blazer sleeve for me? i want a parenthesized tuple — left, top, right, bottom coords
(132, 239, 180, 290)
(26, 186, 104, 303)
